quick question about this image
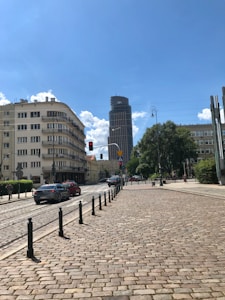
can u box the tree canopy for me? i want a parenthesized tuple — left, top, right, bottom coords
(127, 121, 198, 178)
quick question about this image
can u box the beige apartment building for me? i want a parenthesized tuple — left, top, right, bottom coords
(0, 98, 86, 185)
(180, 123, 225, 161)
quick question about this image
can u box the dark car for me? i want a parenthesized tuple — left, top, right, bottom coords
(33, 183, 70, 205)
(106, 175, 121, 187)
(62, 181, 81, 196)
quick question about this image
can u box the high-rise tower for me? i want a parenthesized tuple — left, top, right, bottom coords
(108, 96, 133, 166)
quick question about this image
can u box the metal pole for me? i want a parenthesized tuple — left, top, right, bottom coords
(58, 207, 64, 237)
(27, 218, 34, 258)
(92, 196, 95, 215)
(79, 201, 83, 224)
(99, 194, 102, 210)
(104, 192, 107, 206)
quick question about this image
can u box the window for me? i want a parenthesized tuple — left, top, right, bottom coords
(4, 121, 9, 127)
(31, 124, 40, 130)
(4, 132, 9, 137)
(31, 161, 41, 168)
(31, 136, 40, 143)
(3, 143, 9, 148)
(31, 176, 41, 183)
(18, 112, 27, 118)
(3, 165, 9, 170)
(30, 111, 40, 118)
(31, 149, 41, 156)
(18, 124, 27, 130)
(17, 137, 27, 143)
(21, 162, 27, 168)
(17, 149, 28, 156)
(4, 111, 9, 116)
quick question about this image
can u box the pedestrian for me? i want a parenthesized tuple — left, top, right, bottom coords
(6, 183, 13, 201)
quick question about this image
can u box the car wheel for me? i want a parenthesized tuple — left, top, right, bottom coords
(108, 183, 111, 187)
(79, 190, 81, 195)
(56, 194, 62, 203)
(35, 199, 40, 205)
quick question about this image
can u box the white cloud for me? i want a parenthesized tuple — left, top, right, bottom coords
(79, 111, 109, 159)
(0, 92, 10, 105)
(197, 108, 211, 121)
(30, 90, 59, 102)
(132, 111, 147, 120)
(198, 107, 225, 123)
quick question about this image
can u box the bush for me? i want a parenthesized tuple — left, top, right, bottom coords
(0, 180, 33, 196)
(194, 159, 218, 184)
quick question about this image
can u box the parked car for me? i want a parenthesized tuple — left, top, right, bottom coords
(129, 175, 142, 182)
(98, 178, 108, 183)
(33, 183, 70, 205)
(106, 175, 121, 187)
(62, 181, 81, 196)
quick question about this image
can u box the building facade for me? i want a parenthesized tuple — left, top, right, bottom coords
(0, 98, 86, 185)
(180, 123, 225, 161)
(108, 96, 133, 166)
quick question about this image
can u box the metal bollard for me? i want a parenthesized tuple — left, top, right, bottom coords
(58, 207, 64, 237)
(104, 192, 107, 206)
(99, 194, 102, 210)
(92, 196, 95, 215)
(108, 190, 111, 203)
(27, 218, 34, 258)
(79, 201, 83, 224)
(111, 189, 114, 201)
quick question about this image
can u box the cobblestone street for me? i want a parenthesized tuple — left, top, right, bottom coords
(1, 182, 225, 299)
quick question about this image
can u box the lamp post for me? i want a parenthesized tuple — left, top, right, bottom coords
(152, 108, 163, 186)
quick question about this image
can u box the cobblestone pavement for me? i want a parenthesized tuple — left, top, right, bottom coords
(1, 182, 225, 299)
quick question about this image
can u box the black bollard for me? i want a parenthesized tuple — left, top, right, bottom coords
(79, 201, 83, 224)
(111, 189, 114, 201)
(92, 196, 95, 215)
(108, 190, 111, 203)
(104, 192, 107, 206)
(27, 218, 34, 258)
(58, 207, 64, 237)
(99, 194, 102, 210)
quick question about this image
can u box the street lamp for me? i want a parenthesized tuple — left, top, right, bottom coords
(152, 108, 163, 186)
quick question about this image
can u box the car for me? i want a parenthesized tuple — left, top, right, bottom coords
(62, 181, 81, 196)
(129, 175, 142, 181)
(98, 178, 108, 183)
(106, 175, 121, 187)
(33, 183, 70, 205)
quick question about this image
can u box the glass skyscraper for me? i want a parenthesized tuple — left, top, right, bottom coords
(108, 96, 133, 166)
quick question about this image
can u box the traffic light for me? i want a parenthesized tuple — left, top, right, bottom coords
(88, 141, 93, 151)
(100, 153, 103, 159)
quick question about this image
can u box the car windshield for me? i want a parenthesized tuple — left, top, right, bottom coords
(39, 185, 56, 190)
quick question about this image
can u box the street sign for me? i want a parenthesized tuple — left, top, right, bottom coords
(117, 150, 123, 157)
(118, 156, 123, 161)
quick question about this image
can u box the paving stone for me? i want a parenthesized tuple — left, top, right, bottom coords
(1, 183, 225, 299)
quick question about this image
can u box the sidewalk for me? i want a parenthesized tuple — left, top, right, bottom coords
(1, 182, 225, 299)
(0, 191, 33, 204)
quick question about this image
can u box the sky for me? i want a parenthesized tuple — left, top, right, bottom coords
(0, 0, 225, 159)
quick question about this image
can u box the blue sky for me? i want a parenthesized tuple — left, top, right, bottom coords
(0, 0, 225, 159)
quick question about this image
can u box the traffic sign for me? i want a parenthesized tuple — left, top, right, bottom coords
(117, 150, 123, 156)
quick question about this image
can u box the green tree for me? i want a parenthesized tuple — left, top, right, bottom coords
(137, 121, 198, 177)
(126, 146, 140, 176)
